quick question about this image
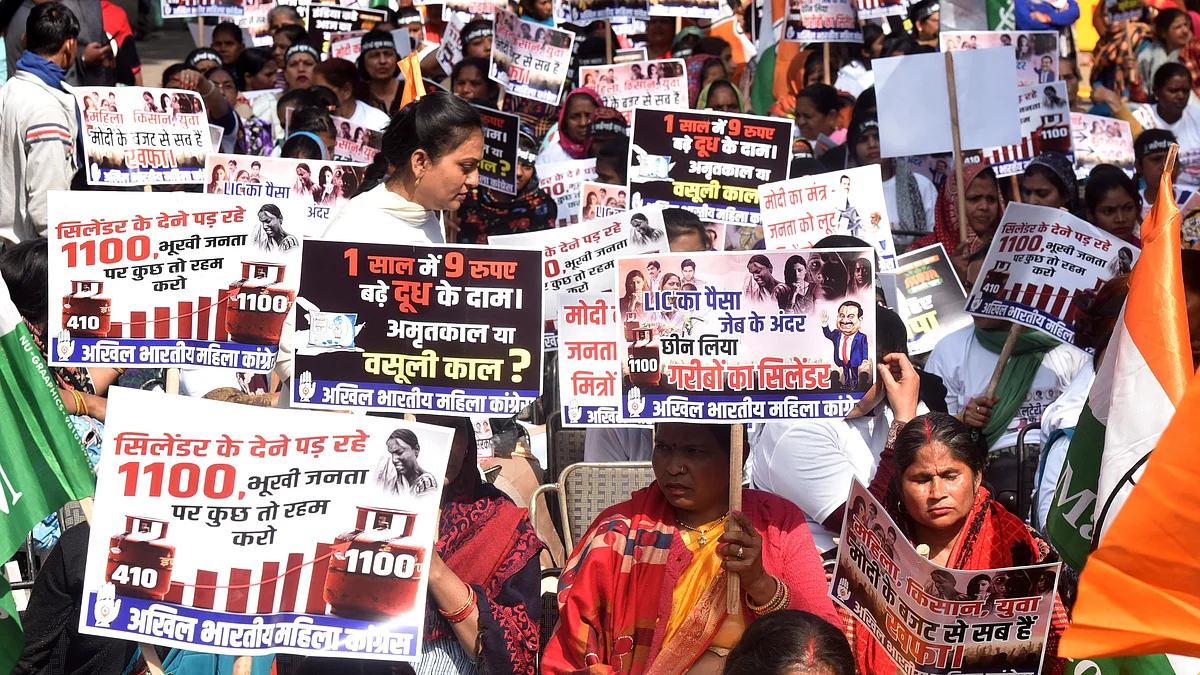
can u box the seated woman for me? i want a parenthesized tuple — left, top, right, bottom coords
(853, 412, 1069, 675)
(912, 163, 1005, 283)
(543, 422, 840, 674)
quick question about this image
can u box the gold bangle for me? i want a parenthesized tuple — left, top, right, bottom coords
(746, 575, 783, 613)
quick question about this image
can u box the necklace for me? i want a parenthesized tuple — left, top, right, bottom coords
(676, 513, 729, 546)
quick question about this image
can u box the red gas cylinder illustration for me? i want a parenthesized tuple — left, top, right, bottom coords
(62, 280, 111, 337)
(627, 325, 661, 387)
(979, 261, 1012, 301)
(324, 507, 426, 620)
(225, 262, 295, 345)
(104, 516, 175, 600)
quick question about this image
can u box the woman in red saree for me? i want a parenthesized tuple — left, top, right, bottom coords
(851, 412, 1070, 675)
(542, 422, 840, 674)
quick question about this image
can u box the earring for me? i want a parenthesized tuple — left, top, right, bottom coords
(414, 175, 423, 189)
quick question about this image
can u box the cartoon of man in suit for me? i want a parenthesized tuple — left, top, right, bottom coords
(822, 301, 869, 389)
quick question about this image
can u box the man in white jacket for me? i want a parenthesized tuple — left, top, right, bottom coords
(0, 1, 81, 246)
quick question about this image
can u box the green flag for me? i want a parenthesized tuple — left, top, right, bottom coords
(987, 0, 1016, 29)
(1045, 405, 1102, 571)
(0, 281, 96, 673)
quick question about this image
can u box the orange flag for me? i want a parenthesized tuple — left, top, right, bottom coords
(397, 51, 426, 109)
(1058, 145, 1200, 660)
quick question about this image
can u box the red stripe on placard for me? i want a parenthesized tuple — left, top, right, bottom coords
(193, 570, 218, 609)
(226, 568, 252, 612)
(305, 543, 333, 614)
(107, 321, 123, 338)
(165, 582, 184, 604)
(178, 301, 193, 339)
(280, 552, 303, 611)
(1050, 286, 1070, 318)
(1020, 284, 1038, 306)
(154, 307, 169, 339)
(197, 296, 212, 340)
(214, 289, 230, 340)
(130, 311, 147, 338)
(258, 561, 279, 613)
(1035, 284, 1054, 311)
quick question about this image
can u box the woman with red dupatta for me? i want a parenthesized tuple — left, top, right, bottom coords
(292, 416, 542, 675)
(851, 412, 1069, 675)
(911, 163, 1006, 285)
(542, 422, 840, 674)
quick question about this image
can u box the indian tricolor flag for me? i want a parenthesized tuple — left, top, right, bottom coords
(1048, 147, 1200, 673)
(0, 280, 95, 673)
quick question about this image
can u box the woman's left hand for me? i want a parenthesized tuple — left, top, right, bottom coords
(718, 511, 770, 599)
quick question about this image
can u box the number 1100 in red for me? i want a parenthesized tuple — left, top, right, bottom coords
(117, 462, 236, 499)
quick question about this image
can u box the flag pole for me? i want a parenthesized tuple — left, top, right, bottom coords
(823, 43, 831, 85)
(944, 50, 969, 244)
(726, 424, 744, 614)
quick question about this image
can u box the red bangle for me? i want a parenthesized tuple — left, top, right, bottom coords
(439, 583, 476, 623)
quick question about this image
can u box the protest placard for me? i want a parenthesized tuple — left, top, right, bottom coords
(47, 191, 308, 371)
(615, 47, 648, 63)
(580, 60, 687, 121)
(1071, 112, 1134, 178)
(1106, 0, 1143, 24)
(490, 206, 668, 322)
(330, 31, 367, 60)
(1178, 190, 1200, 247)
(558, 292, 625, 426)
(205, 154, 368, 226)
(649, 0, 721, 19)
(161, 0, 242, 19)
(307, 5, 386, 53)
(478, 107, 520, 196)
(236, 88, 282, 113)
(940, 31, 1058, 87)
(435, 13, 466, 75)
(490, 10, 575, 106)
(567, 0, 648, 23)
(969, 82, 1072, 177)
(785, 0, 861, 42)
(580, 181, 629, 221)
(615, 248, 875, 422)
(437, 0, 506, 19)
(79, 387, 453, 660)
(965, 203, 1139, 348)
(760, 164, 898, 271)
(876, 49, 1021, 159)
(232, 2, 273, 46)
(77, 87, 210, 186)
(853, 0, 907, 20)
(831, 480, 1061, 675)
(538, 159, 598, 228)
(291, 241, 543, 415)
(332, 115, 383, 163)
(893, 245, 972, 355)
(629, 108, 793, 227)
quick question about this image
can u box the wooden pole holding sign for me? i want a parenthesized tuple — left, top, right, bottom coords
(198, 17, 206, 47)
(823, 43, 831, 86)
(726, 424, 744, 614)
(944, 50, 969, 244)
(984, 324, 1023, 399)
(604, 20, 613, 63)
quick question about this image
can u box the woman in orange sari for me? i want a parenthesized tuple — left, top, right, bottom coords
(543, 422, 841, 674)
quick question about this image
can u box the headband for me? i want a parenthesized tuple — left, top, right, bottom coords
(284, 131, 329, 161)
(361, 37, 396, 54)
(912, 1, 939, 20)
(286, 43, 320, 63)
(853, 118, 879, 137)
(518, 148, 538, 164)
(1139, 138, 1173, 158)
(461, 24, 493, 45)
(188, 49, 221, 67)
(589, 118, 628, 136)
(396, 12, 423, 26)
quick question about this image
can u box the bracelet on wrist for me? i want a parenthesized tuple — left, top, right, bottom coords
(439, 582, 476, 623)
(746, 574, 783, 613)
